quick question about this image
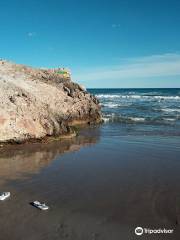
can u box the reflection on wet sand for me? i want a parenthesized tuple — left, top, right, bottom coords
(1, 127, 180, 240)
(0, 129, 99, 185)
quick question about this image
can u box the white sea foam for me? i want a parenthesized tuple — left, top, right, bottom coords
(96, 94, 120, 99)
(153, 96, 180, 100)
(125, 95, 180, 100)
(163, 118, 176, 122)
(102, 117, 110, 123)
(96, 94, 180, 100)
(129, 117, 145, 122)
(160, 108, 180, 113)
(103, 112, 178, 124)
(102, 114, 146, 123)
(102, 103, 120, 108)
(122, 95, 142, 99)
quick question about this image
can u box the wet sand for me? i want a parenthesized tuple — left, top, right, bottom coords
(0, 126, 180, 239)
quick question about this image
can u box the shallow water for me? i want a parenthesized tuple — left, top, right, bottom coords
(0, 125, 180, 239)
(89, 88, 180, 136)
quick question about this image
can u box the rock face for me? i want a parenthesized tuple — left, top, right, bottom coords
(0, 60, 101, 143)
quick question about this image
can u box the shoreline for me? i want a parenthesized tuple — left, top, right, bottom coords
(0, 119, 102, 146)
(0, 128, 180, 239)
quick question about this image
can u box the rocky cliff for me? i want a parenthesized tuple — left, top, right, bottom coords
(0, 60, 101, 143)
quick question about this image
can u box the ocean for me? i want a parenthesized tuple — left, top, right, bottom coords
(89, 88, 180, 136)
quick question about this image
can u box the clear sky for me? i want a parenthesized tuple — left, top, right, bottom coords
(0, 0, 180, 88)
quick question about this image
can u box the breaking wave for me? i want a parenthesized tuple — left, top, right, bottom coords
(96, 94, 180, 100)
(88, 88, 180, 136)
(92, 88, 180, 129)
(160, 108, 180, 113)
(102, 114, 178, 125)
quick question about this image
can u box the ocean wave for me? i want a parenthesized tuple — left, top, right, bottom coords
(102, 115, 145, 124)
(102, 117, 110, 123)
(129, 117, 145, 122)
(96, 94, 180, 100)
(163, 118, 176, 122)
(101, 103, 120, 108)
(96, 94, 120, 99)
(101, 102, 130, 108)
(160, 108, 180, 113)
(102, 114, 177, 125)
(153, 96, 180, 100)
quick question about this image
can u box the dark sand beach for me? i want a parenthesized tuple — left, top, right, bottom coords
(0, 124, 180, 239)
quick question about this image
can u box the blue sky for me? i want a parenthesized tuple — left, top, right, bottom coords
(0, 0, 180, 88)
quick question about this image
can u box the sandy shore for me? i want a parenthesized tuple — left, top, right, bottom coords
(0, 126, 180, 239)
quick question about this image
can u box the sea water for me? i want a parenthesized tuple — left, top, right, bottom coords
(89, 88, 180, 136)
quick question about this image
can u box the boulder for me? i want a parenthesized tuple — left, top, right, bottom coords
(0, 60, 101, 143)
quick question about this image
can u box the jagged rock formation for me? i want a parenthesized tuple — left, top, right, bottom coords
(0, 60, 101, 143)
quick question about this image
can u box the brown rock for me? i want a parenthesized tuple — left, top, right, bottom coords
(0, 60, 101, 143)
